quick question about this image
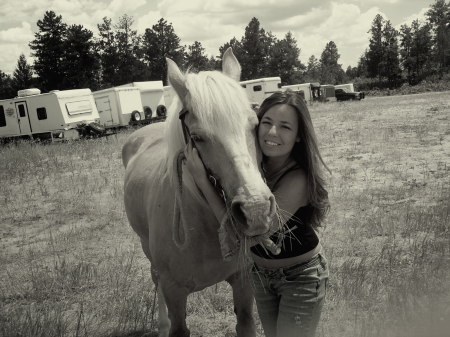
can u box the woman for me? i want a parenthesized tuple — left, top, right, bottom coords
(185, 90, 330, 337)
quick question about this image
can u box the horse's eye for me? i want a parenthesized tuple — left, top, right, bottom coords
(191, 134, 203, 142)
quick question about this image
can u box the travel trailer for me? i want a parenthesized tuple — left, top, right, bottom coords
(0, 88, 101, 140)
(240, 77, 282, 105)
(335, 83, 355, 92)
(93, 86, 144, 128)
(282, 83, 314, 103)
(281, 82, 323, 104)
(118, 81, 167, 118)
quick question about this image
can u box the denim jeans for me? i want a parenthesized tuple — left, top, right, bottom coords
(251, 253, 329, 337)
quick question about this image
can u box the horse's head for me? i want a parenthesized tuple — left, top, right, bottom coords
(166, 48, 276, 238)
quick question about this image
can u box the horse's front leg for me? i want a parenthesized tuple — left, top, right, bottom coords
(227, 270, 257, 337)
(159, 277, 190, 337)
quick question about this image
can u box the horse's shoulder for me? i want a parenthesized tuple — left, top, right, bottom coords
(122, 123, 166, 168)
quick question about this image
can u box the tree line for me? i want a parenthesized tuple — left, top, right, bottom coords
(0, 0, 449, 99)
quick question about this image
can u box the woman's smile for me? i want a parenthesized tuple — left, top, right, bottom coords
(258, 104, 299, 159)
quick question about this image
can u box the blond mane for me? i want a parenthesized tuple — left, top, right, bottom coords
(161, 69, 253, 192)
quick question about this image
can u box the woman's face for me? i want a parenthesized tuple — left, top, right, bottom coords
(258, 104, 300, 160)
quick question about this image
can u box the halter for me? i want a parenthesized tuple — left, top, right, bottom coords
(178, 108, 227, 202)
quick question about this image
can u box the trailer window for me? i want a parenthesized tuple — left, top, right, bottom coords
(253, 85, 262, 92)
(0, 106, 5, 127)
(66, 100, 93, 115)
(18, 104, 26, 117)
(278, 83, 282, 88)
(37, 107, 47, 120)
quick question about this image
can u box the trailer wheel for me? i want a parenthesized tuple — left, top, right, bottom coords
(131, 110, 142, 121)
(88, 122, 106, 135)
(156, 105, 167, 117)
(144, 106, 153, 119)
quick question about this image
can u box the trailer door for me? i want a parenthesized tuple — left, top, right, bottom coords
(15, 101, 32, 135)
(95, 96, 114, 127)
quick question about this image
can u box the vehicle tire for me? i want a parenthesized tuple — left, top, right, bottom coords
(131, 110, 142, 121)
(144, 106, 152, 119)
(156, 105, 167, 117)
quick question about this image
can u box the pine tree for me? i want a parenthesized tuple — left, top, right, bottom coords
(240, 18, 271, 80)
(304, 55, 320, 82)
(12, 54, 34, 92)
(426, 0, 450, 74)
(96, 17, 119, 88)
(366, 14, 385, 80)
(356, 52, 369, 78)
(381, 20, 402, 87)
(185, 41, 209, 72)
(29, 11, 67, 92)
(0, 70, 14, 99)
(62, 24, 100, 89)
(319, 41, 345, 84)
(142, 18, 185, 84)
(400, 20, 433, 84)
(267, 32, 305, 85)
(399, 24, 414, 81)
(114, 14, 147, 85)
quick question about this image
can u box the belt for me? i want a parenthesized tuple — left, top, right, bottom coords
(251, 243, 322, 269)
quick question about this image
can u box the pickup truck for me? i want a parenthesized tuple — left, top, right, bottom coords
(335, 88, 365, 101)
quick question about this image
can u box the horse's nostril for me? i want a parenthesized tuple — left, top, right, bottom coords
(269, 194, 277, 218)
(231, 201, 246, 227)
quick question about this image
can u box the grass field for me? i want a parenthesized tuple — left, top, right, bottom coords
(1, 91, 449, 337)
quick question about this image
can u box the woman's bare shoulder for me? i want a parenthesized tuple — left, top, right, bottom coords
(273, 168, 308, 209)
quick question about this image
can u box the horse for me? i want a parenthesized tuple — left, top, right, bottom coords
(122, 48, 276, 337)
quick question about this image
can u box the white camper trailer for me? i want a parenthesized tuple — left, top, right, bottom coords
(240, 77, 282, 105)
(0, 88, 101, 140)
(93, 86, 143, 128)
(282, 83, 315, 103)
(282, 82, 327, 104)
(118, 81, 167, 118)
(335, 83, 355, 92)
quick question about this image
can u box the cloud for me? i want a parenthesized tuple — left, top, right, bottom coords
(286, 3, 384, 68)
(0, 22, 33, 43)
(0, 0, 429, 75)
(396, 7, 430, 28)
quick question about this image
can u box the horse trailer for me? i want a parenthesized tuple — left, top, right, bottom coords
(93, 86, 144, 128)
(282, 83, 314, 103)
(240, 77, 282, 105)
(0, 88, 101, 140)
(281, 82, 327, 104)
(118, 81, 167, 119)
(335, 83, 355, 92)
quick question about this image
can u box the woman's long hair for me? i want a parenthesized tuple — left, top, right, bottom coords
(257, 90, 330, 228)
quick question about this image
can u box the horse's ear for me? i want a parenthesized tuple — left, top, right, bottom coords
(166, 57, 188, 103)
(222, 47, 241, 82)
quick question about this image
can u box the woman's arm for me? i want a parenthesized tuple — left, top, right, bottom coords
(271, 169, 309, 223)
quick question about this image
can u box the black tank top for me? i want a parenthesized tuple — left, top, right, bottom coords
(250, 166, 319, 259)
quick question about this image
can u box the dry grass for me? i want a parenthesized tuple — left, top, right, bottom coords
(1, 91, 449, 337)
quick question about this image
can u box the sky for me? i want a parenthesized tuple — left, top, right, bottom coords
(0, 0, 431, 76)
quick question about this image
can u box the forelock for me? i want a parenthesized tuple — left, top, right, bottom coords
(185, 71, 252, 138)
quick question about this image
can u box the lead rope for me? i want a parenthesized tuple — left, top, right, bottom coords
(171, 150, 190, 249)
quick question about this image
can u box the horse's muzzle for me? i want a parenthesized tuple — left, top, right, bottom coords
(231, 188, 276, 237)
